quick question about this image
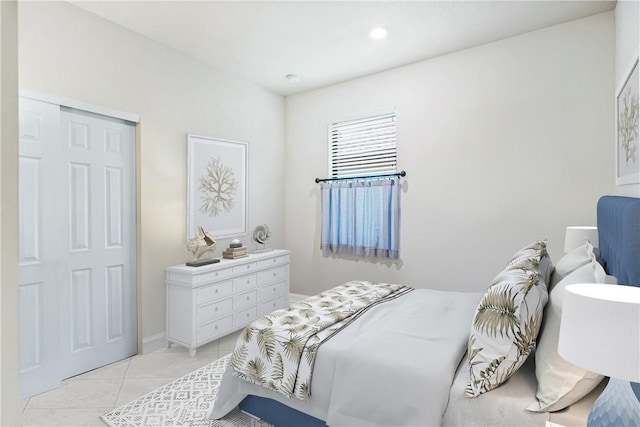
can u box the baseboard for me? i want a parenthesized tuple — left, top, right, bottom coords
(289, 292, 310, 303)
(142, 332, 166, 354)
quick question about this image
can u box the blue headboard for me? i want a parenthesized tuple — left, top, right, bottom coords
(597, 195, 640, 287)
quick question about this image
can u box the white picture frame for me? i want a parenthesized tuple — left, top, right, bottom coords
(616, 57, 639, 185)
(187, 134, 248, 240)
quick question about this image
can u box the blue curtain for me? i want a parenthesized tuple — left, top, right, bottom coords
(320, 178, 400, 259)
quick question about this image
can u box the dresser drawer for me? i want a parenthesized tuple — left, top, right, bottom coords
(197, 296, 233, 322)
(235, 306, 258, 325)
(257, 266, 286, 285)
(234, 274, 257, 292)
(256, 254, 289, 268)
(235, 290, 257, 310)
(261, 280, 286, 301)
(259, 296, 287, 317)
(195, 267, 233, 285)
(197, 315, 233, 343)
(233, 262, 257, 274)
(197, 280, 233, 304)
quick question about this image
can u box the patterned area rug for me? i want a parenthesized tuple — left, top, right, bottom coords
(101, 354, 273, 427)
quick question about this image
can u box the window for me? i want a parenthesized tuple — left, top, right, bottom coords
(321, 111, 400, 259)
(328, 111, 397, 178)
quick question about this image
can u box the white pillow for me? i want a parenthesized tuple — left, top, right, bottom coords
(527, 260, 606, 412)
(466, 240, 550, 398)
(549, 242, 595, 289)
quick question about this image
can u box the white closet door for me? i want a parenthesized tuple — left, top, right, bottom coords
(18, 98, 137, 398)
(58, 107, 137, 379)
(18, 98, 63, 397)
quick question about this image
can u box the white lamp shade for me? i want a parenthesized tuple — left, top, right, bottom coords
(564, 226, 599, 253)
(558, 283, 640, 382)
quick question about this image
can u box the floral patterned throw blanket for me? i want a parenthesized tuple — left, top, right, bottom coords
(230, 281, 413, 400)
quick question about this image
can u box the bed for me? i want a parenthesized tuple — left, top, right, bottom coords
(208, 195, 640, 427)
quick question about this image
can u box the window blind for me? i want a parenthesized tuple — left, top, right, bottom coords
(328, 111, 397, 178)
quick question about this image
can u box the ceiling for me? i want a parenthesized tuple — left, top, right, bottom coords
(71, 1, 616, 96)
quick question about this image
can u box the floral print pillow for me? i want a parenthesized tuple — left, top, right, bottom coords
(465, 240, 550, 397)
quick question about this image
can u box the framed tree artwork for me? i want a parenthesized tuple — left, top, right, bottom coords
(187, 134, 248, 240)
(616, 58, 639, 185)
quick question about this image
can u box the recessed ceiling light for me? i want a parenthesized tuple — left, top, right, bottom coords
(369, 27, 388, 40)
(285, 73, 300, 82)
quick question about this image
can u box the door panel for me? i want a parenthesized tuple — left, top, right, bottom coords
(59, 108, 136, 379)
(18, 98, 136, 398)
(18, 98, 62, 398)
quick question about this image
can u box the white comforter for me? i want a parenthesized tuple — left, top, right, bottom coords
(209, 288, 482, 427)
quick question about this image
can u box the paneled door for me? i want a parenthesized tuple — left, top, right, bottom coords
(18, 98, 137, 398)
(18, 98, 64, 397)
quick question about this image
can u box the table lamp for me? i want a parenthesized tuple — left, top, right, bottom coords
(558, 283, 640, 427)
(564, 226, 599, 253)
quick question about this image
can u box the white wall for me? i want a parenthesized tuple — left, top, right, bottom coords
(284, 12, 615, 296)
(0, 1, 20, 423)
(18, 2, 285, 350)
(615, 1, 640, 198)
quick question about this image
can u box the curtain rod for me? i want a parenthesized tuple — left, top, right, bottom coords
(315, 170, 406, 183)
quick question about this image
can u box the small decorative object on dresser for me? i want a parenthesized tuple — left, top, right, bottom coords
(252, 224, 273, 253)
(165, 249, 290, 356)
(186, 226, 220, 267)
(223, 238, 247, 259)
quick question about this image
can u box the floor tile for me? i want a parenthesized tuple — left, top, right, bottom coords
(116, 377, 175, 406)
(21, 407, 112, 426)
(125, 351, 217, 380)
(66, 358, 130, 382)
(19, 329, 245, 425)
(27, 379, 122, 409)
(219, 330, 242, 354)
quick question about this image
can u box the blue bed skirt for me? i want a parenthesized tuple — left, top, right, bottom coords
(239, 395, 328, 427)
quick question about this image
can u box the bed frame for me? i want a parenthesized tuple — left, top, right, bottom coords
(239, 195, 640, 427)
(596, 195, 640, 287)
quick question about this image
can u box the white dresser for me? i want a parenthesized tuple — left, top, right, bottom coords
(165, 249, 290, 356)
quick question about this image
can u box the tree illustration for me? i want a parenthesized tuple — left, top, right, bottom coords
(619, 85, 639, 165)
(199, 156, 238, 216)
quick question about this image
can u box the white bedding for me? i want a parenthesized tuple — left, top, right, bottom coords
(209, 288, 483, 426)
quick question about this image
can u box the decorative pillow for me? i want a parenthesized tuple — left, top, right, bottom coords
(466, 240, 550, 398)
(549, 242, 595, 289)
(507, 239, 549, 266)
(527, 258, 607, 412)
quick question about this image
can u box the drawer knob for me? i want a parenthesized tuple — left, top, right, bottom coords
(273, 287, 276, 292)
(246, 279, 250, 284)
(215, 307, 218, 311)
(246, 313, 250, 318)
(273, 272, 276, 277)
(214, 325, 218, 330)
(273, 259, 276, 263)
(247, 265, 250, 269)
(215, 289, 218, 294)
(246, 296, 250, 301)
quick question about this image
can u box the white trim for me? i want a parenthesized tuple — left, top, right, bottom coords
(19, 88, 140, 123)
(142, 332, 167, 354)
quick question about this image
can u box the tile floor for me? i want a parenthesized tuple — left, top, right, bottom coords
(20, 330, 243, 427)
